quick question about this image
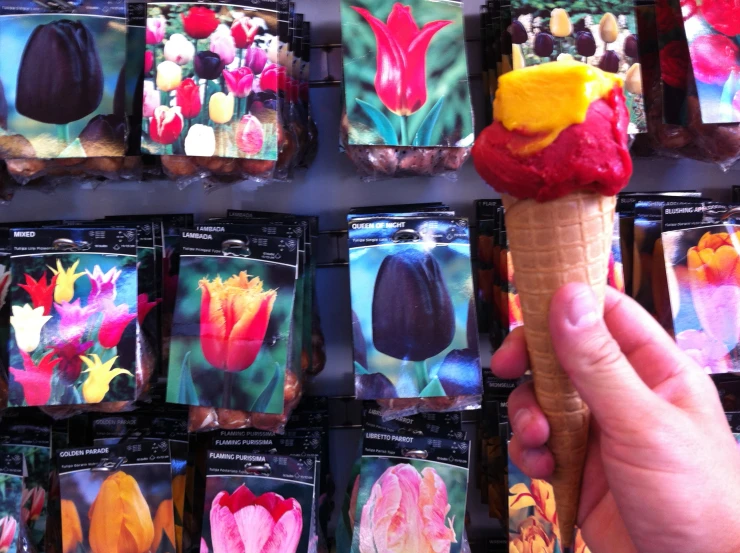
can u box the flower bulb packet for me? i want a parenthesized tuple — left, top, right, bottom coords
(0, 413, 51, 553)
(142, 0, 279, 165)
(167, 230, 300, 420)
(475, 200, 502, 343)
(661, 222, 740, 374)
(202, 451, 317, 553)
(0, 447, 26, 553)
(349, 431, 470, 553)
(348, 216, 482, 416)
(340, 0, 473, 149)
(58, 440, 176, 553)
(0, 0, 127, 160)
(8, 228, 138, 408)
(507, 435, 590, 553)
(509, 0, 646, 134)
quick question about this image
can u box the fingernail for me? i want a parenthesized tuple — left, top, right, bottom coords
(512, 408, 533, 436)
(566, 286, 599, 328)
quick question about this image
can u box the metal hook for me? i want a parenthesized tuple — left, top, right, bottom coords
(222, 239, 251, 257)
(392, 229, 421, 243)
(402, 449, 428, 460)
(245, 463, 271, 475)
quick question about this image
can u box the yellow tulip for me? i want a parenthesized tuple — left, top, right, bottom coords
(209, 92, 234, 124)
(599, 13, 619, 44)
(625, 63, 643, 95)
(550, 8, 572, 38)
(89, 471, 154, 553)
(10, 304, 51, 353)
(156, 61, 183, 92)
(80, 354, 133, 404)
(48, 259, 84, 303)
(512, 44, 525, 70)
(152, 499, 176, 552)
(61, 499, 82, 553)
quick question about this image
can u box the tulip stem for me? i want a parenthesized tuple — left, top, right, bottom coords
(414, 360, 430, 392)
(223, 372, 235, 408)
(399, 115, 408, 146)
(56, 124, 70, 146)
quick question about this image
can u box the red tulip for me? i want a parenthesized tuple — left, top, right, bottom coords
(660, 40, 689, 89)
(352, 4, 452, 116)
(182, 7, 219, 40)
(46, 339, 92, 384)
(231, 17, 260, 49)
(10, 350, 60, 406)
(144, 50, 154, 74)
(150, 106, 184, 145)
(223, 67, 254, 98)
(690, 34, 739, 85)
(98, 302, 136, 349)
(700, 0, 740, 36)
(19, 273, 57, 316)
(176, 78, 202, 119)
(138, 293, 161, 325)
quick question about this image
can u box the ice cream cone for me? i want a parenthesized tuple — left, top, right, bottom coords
(502, 190, 616, 549)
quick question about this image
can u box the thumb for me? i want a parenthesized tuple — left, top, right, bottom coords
(548, 283, 661, 434)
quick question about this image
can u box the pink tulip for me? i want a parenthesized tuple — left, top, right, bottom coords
(209, 485, 302, 553)
(146, 17, 166, 45)
(223, 67, 254, 98)
(244, 47, 268, 74)
(210, 32, 236, 66)
(0, 516, 17, 553)
(22, 487, 45, 523)
(143, 83, 161, 118)
(358, 464, 456, 553)
(200, 538, 209, 553)
(676, 329, 732, 374)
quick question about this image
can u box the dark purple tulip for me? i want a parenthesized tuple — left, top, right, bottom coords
(356, 373, 397, 399)
(194, 51, 224, 80)
(0, 79, 6, 130)
(508, 21, 528, 45)
(78, 114, 126, 157)
(244, 47, 268, 74)
(624, 34, 639, 58)
(575, 30, 596, 57)
(534, 32, 554, 57)
(16, 20, 103, 124)
(437, 349, 482, 396)
(599, 50, 620, 73)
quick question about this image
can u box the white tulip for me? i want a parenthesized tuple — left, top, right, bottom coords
(164, 34, 195, 66)
(185, 124, 216, 156)
(10, 304, 51, 353)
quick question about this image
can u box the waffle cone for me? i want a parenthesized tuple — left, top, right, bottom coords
(502, 191, 616, 549)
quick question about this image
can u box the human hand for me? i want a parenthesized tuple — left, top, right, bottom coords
(493, 283, 740, 553)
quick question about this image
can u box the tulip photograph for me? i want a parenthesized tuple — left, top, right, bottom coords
(681, 0, 740, 122)
(510, 2, 646, 134)
(341, 0, 473, 147)
(508, 450, 592, 553)
(8, 245, 138, 407)
(0, 10, 126, 158)
(350, 234, 481, 400)
(349, 460, 466, 553)
(202, 479, 312, 553)
(59, 466, 175, 553)
(661, 226, 740, 373)
(142, 3, 278, 160)
(166, 256, 297, 413)
(0, 459, 22, 553)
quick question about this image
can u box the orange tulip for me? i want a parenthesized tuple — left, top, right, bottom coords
(687, 231, 740, 348)
(152, 499, 176, 552)
(199, 272, 277, 372)
(88, 472, 154, 553)
(509, 516, 555, 553)
(61, 499, 82, 553)
(509, 480, 557, 527)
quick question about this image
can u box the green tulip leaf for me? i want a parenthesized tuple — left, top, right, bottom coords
(356, 99, 399, 146)
(419, 377, 447, 398)
(250, 363, 282, 413)
(178, 352, 198, 404)
(354, 361, 370, 375)
(412, 96, 445, 147)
